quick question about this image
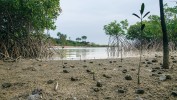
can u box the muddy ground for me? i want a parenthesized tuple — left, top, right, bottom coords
(1, 53, 177, 100)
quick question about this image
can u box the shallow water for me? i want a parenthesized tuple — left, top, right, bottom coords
(50, 47, 141, 60)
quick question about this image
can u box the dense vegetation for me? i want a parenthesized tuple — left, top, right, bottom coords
(104, 3, 176, 69)
(0, 0, 61, 59)
(104, 4, 177, 51)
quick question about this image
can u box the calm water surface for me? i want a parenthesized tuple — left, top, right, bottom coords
(51, 47, 140, 60)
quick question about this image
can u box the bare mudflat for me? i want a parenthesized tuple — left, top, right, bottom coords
(1, 53, 177, 100)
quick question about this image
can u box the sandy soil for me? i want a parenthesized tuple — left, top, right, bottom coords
(1, 53, 177, 100)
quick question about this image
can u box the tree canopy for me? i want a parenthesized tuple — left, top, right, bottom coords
(104, 4, 177, 51)
(127, 15, 162, 41)
(126, 4, 177, 47)
(0, 0, 61, 59)
(81, 36, 87, 42)
(103, 20, 128, 36)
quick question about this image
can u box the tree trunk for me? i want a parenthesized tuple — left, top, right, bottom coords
(159, 0, 169, 69)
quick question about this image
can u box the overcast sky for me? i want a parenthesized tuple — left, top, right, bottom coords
(50, 0, 175, 45)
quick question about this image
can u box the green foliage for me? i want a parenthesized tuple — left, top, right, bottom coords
(103, 3, 176, 52)
(140, 3, 145, 15)
(57, 32, 67, 46)
(131, 3, 150, 42)
(81, 36, 87, 42)
(133, 3, 150, 20)
(143, 12, 150, 18)
(76, 37, 82, 42)
(0, 0, 60, 33)
(0, 0, 61, 58)
(120, 19, 129, 30)
(103, 20, 128, 36)
(164, 4, 177, 46)
(128, 4, 177, 48)
(127, 15, 162, 41)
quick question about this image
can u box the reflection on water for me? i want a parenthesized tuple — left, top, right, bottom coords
(51, 47, 140, 60)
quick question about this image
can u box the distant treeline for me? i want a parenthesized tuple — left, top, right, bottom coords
(48, 33, 108, 47)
